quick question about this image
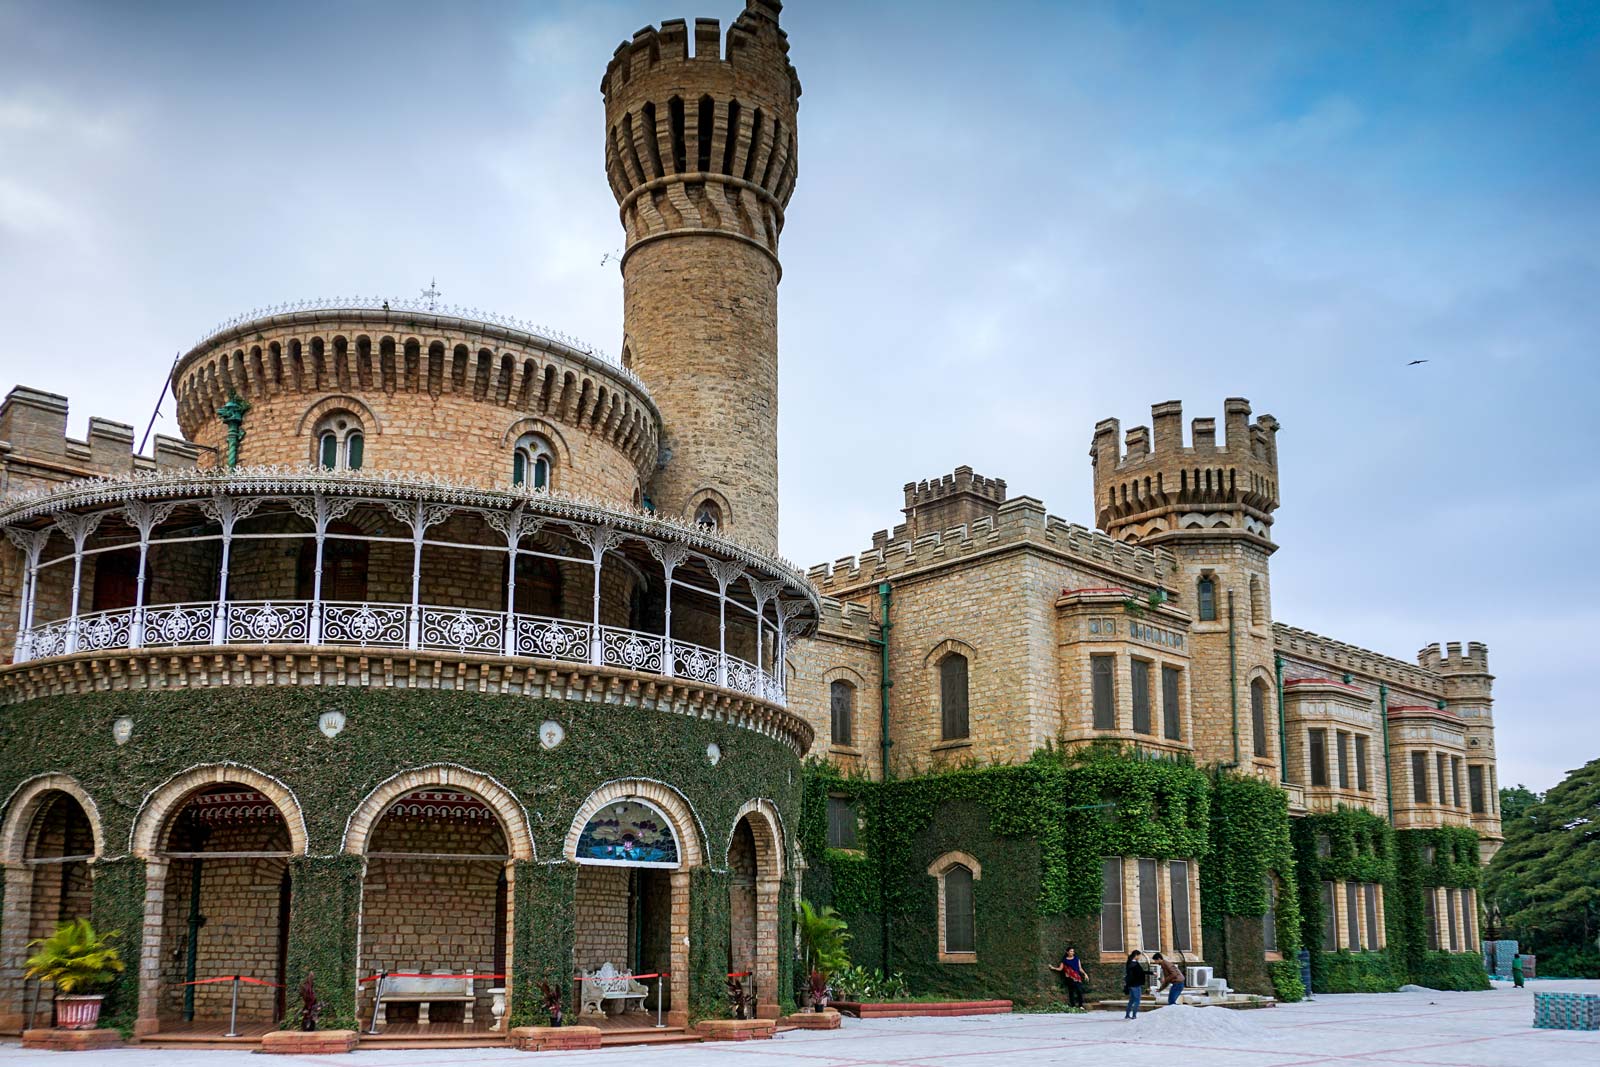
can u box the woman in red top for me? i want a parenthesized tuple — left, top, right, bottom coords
(1049, 945, 1088, 1008)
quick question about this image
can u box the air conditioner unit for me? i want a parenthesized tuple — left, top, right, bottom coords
(1205, 977, 1230, 997)
(1187, 965, 1213, 988)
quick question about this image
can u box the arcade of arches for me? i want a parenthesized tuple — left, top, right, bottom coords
(0, 772, 788, 1033)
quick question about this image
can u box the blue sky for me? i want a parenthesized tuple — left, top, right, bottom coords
(2, 1, 1597, 791)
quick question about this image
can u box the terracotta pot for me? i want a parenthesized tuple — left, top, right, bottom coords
(55, 994, 105, 1031)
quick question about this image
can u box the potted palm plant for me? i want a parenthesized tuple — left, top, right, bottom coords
(796, 901, 850, 1011)
(24, 919, 124, 1030)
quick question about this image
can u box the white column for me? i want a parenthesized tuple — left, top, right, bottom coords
(5, 528, 48, 661)
(646, 540, 690, 679)
(589, 550, 604, 666)
(124, 501, 176, 649)
(310, 494, 327, 644)
(409, 502, 425, 650)
(54, 512, 105, 654)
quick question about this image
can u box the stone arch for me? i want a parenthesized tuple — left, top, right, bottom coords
(564, 778, 704, 868)
(343, 764, 534, 860)
(684, 486, 732, 530)
(726, 798, 785, 877)
(922, 636, 977, 668)
(499, 416, 572, 465)
(295, 393, 382, 436)
(130, 763, 308, 858)
(0, 773, 105, 866)
(927, 849, 983, 879)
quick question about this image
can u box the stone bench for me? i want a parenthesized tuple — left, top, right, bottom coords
(373, 970, 477, 1026)
(579, 963, 649, 1017)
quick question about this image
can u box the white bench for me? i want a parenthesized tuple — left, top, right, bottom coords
(373, 970, 477, 1026)
(579, 963, 649, 1017)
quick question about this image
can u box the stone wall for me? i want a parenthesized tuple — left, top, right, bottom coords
(574, 866, 630, 973)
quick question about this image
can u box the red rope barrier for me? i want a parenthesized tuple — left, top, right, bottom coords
(175, 975, 283, 988)
(359, 972, 505, 983)
(727, 971, 753, 978)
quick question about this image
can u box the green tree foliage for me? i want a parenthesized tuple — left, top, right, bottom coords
(1486, 758, 1600, 977)
(1499, 784, 1542, 824)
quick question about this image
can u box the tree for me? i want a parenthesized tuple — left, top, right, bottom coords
(1499, 784, 1541, 824)
(1486, 759, 1600, 976)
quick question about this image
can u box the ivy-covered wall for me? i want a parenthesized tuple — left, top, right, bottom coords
(0, 686, 802, 1028)
(1203, 773, 1303, 1001)
(801, 745, 1215, 1006)
(1395, 826, 1489, 991)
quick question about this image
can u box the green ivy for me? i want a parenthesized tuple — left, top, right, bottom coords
(87, 858, 146, 1035)
(1203, 772, 1301, 996)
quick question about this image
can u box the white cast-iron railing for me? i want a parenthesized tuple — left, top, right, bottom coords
(15, 600, 785, 705)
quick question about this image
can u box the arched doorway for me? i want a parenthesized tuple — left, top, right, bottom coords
(566, 782, 703, 1031)
(0, 777, 104, 1032)
(129, 766, 306, 1036)
(728, 802, 783, 1019)
(345, 767, 530, 1035)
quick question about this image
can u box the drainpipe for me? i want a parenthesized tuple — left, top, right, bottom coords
(872, 581, 894, 976)
(1380, 684, 1394, 821)
(183, 859, 204, 1021)
(1275, 654, 1289, 783)
(1228, 592, 1240, 765)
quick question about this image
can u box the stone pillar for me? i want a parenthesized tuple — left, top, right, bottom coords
(135, 859, 168, 1037)
(0, 864, 36, 1032)
(668, 870, 691, 1029)
(754, 876, 781, 1019)
(284, 856, 363, 1031)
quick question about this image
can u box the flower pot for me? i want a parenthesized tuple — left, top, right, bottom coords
(55, 994, 105, 1031)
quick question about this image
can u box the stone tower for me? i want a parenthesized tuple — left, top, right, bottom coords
(1092, 398, 1284, 774)
(601, 0, 800, 554)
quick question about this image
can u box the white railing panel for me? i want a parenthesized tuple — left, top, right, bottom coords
(512, 615, 590, 663)
(600, 625, 666, 674)
(673, 644, 721, 686)
(75, 608, 133, 652)
(141, 602, 218, 648)
(420, 606, 504, 655)
(322, 602, 409, 648)
(227, 600, 313, 644)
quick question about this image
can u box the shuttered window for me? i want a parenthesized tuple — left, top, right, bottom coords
(1092, 655, 1116, 730)
(826, 796, 857, 849)
(1321, 881, 1337, 951)
(830, 680, 854, 746)
(1309, 729, 1329, 787)
(1131, 659, 1152, 735)
(1364, 883, 1380, 949)
(940, 654, 969, 741)
(1138, 858, 1161, 952)
(1162, 665, 1182, 740)
(1100, 858, 1123, 953)
(1355, 736, 1370, 791)
(1170, 861, 1192, 953)
(1412, 752, 1429, 803)
(943, 864, 975, 954)
(1346, 881, 1361, 949)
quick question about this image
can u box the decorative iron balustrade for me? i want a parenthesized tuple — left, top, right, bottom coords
(11, 600, 785, 705)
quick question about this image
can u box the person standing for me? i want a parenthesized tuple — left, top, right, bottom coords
(1049, 946, 1088, 1008)
(1152, 952, 1185, 1004)
(1512, 953, 1525, 988)
(1123, 950, 1147, 1019)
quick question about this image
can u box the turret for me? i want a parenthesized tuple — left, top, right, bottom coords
(602, 0, 800, 553)
(1092, 398, 1280, 549)
(902, 466, 1006, 539)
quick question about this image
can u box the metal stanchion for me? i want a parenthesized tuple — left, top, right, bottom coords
(654, 975, 665, 1029)
(366, 971, 388, 1035)
(225, 976, 241, 1038)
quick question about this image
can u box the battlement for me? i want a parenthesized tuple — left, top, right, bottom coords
(1418, 641, 1490, 675)
(806, 494, 1177, 599)
(815, 597, 878, 642)
(1091, 398, 1280, 547)
(1275, 623, 1444, 696)
(902, 465, 1007, 539)
(0, 386, 199, 496)
(600, 1, 800, 261)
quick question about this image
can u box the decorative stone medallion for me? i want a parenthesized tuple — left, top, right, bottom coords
(318, 710, 346, 738)
(112, 717, 134, 746)
(706, 742, 722, 766)
(539, 720, 566, 750)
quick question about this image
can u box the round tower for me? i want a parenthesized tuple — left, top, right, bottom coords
(1091, 399, 1284, 774)
(601, 0, 800, 554)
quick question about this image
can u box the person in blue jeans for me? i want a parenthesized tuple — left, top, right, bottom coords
(1123, 950, 1147, 1019)
(1153, 952, 1185, 1004)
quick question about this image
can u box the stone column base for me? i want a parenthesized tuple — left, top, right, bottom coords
(755, 1001, 781, 1019)
(509, 1025, 602, 1051)
(22, 1028, 124, 1051)
(666, 1009, 689, 1029)
(133, 1015, 160, 1037)
(260, 1030, 360, 1054)
(696, 1018, 776, 1041)
(782, 1009, 842, 1029)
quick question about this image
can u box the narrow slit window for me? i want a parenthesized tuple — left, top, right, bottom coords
(1412, 751, 1428, 803)
(1346, 881, 1361, 949)
(1131, 659, 1152, 735)
(1092, 654, 1115, 730)
(1309, 729, 1329, 787)
(1100, 858, 1123, 953)
(942, 864, 976, 955)
(1355, 736, 1370, 792)
(940, 653, 969, 741)
(1197, 576, 1217, 622)
(1337, 730, 1350, 789)
(1321, 881, 1337, 951)
(1252, 679, 1270, 758)
(1161, 665, 1182, 740)
(1138, 857, 1160, 952)
(830, 679, 854, 746)
(1170, 861, 1192, 953)
(1364, 884, 1380, 949)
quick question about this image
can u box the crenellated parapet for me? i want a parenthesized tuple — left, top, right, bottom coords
(814, 597, 877, 642)
(1, 387, 199, 499)
(601, 0, 799, 264)
(902, 465, 1006, 539)
(1091, 398, 1280, 547)
(806, 496, 1177, 598)
(1275, 623, 1444, 696)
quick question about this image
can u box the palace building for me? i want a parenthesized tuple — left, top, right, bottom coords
(0, 0, 1499, 1041)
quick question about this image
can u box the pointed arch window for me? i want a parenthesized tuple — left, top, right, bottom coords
(939, 652, 969, 741)
(830, 679, 855, 746)
(1197, 576, 1217, 622)
(694, 499, 722, 530)
(513, 434, 553, 490)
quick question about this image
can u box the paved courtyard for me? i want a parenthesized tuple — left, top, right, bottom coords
(2, 982, 1596, 1066)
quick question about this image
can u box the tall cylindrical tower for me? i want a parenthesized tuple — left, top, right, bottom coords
(601, 0, 800, 554)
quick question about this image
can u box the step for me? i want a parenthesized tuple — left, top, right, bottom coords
(601, 1027, 701, 1047)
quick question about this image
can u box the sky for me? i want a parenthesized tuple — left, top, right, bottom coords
(1, 0, 1597, 792)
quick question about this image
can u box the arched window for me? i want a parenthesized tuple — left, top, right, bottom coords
(830, 679, 855, 746)
(1251, 678, 1270, 759)
(928, 852, 981, 961)
(512, 434, 553, 490)
(940, 653, 969, 741)
(694, 499, 722, 530)
(312, 412, 364, 470)
(1196, 576, 1217, 622)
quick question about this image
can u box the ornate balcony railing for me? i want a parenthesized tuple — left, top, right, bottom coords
(13, 600, 785, 705)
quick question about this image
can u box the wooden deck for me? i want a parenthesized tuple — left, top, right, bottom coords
(132, 1010, 697, 1049)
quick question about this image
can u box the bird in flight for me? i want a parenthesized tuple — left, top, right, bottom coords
(1408, 359, 1429, 366)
